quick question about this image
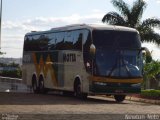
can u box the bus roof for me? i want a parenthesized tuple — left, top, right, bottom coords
(25, 24, 138, 36)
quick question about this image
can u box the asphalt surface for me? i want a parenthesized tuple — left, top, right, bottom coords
(0, 92, 159, 120)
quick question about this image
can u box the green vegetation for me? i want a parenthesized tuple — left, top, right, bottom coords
(143, 60, 160, 89)
(0, 62, 22, 78)
(144, 61, 160, 80)
(0, 69, 22, 78)
(141, 90, 160, 99)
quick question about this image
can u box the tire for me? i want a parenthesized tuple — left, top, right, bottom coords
(32, 78, 39, 94)
(114, 95, 126, 102)
(39, 76, 46, 94)
(74, 80, 87, 99)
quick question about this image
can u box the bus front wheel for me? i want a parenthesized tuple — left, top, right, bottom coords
(114, 95, 126, 102)
(74, 80, 87, 99)
(32, 78, 39, 94)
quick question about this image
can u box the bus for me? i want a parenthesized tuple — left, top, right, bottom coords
(22, 24, 150, 102)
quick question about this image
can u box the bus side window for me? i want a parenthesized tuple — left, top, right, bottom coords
(55, 32, 65, 50)
(25, 34, 49, 51)
(24, 36, 30, 51)
(64, 31, 74, 50)
(38, 34, 49, 51)
(48, 33, 56, 50)
(72, 30, 83, 51)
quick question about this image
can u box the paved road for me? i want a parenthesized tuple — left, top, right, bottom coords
(0, 92, 159, 120)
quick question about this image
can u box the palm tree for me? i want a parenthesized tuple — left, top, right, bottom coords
(102, 0, 160, 45)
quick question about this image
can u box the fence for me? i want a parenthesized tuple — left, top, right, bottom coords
(0, 76, 31, 93)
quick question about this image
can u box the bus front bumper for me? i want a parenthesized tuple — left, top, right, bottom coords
(89, 82, 141, 94)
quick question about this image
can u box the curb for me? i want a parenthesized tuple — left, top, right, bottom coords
(126, 96, 160, 105)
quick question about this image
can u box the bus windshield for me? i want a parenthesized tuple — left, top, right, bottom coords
(93, 30, 142, 78)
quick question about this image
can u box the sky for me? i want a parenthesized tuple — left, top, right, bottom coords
(1, 0, 160, 60)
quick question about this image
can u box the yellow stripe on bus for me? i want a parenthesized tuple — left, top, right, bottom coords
(32, 53, 58, 86)
(88, 76, 143, 83)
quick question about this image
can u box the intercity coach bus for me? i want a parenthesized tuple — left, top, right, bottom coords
(22, 24, 150, 102)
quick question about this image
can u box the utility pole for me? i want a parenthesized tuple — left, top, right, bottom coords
(0, 0, 2, 50)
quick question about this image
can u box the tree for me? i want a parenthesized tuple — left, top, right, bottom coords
(102, 0, 160, 44)
(143, 60, 160, 89)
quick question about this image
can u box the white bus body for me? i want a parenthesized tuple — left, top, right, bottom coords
(22, 24, 144, 102)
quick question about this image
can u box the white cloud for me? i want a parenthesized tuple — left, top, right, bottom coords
(142, 42, 160, 61)
(145, 0, 160, 4)
(2, 12, 105, 32)
(2, 21, 36, 31)
(157, 0, 160, 3)
(2, 10, 160, 60)
(1, 11, 105, 58)
(125, 0, 160, 4)
(22, 13, 104, 29)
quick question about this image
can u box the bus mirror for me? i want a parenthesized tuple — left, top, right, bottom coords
(141, 47, 152, 63)
(90, 44, 96, 58)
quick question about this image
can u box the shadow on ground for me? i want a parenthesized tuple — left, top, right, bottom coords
(0, 92, 126, 105)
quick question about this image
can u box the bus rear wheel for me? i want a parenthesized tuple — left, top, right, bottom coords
(32, 79, 39, 94)
(39, 76, 47, 94)
(114, 95, 126, 102)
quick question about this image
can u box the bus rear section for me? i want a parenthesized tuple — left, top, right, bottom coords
(22, 26, 90, 98)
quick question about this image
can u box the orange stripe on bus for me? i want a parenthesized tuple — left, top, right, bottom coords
(32, 53, 58, 86)
(88, 76, 143, 83)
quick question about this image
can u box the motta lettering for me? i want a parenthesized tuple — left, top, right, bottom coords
(63, 53, 76, 62)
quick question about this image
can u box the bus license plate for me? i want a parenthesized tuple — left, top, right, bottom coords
(115, 90, 124, 93)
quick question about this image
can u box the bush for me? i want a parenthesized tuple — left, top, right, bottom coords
(0, 69, 22, 78)
(141, 90, 160, 99)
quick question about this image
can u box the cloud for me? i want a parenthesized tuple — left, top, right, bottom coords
(3, 11, 105, 32)
(2, 10, 160, 59)
(157, 0, 160, 3)
(2, 21, 36, 31)
(145, 0, 160, 4)
(142, 42, 160, 61)
(23, 13, 105, 29)
(125, 0, 160, 4)
(1, 11, 105, 58)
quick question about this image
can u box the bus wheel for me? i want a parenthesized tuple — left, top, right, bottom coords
(74, 81, 87, 99)
(39, 76, 46, 94)
(32, 78, 39, 94)
(114, 95, 126, 102)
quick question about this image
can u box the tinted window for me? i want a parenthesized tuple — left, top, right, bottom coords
(55, 32, 65, 50)
(93, 30, 141, 49)
(24, 34, 49, 51)
(73, 31, 83, 50)
(48, 33, 57, 50)
(54, 30, 83, 50)
(24, 29, 87, 51)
